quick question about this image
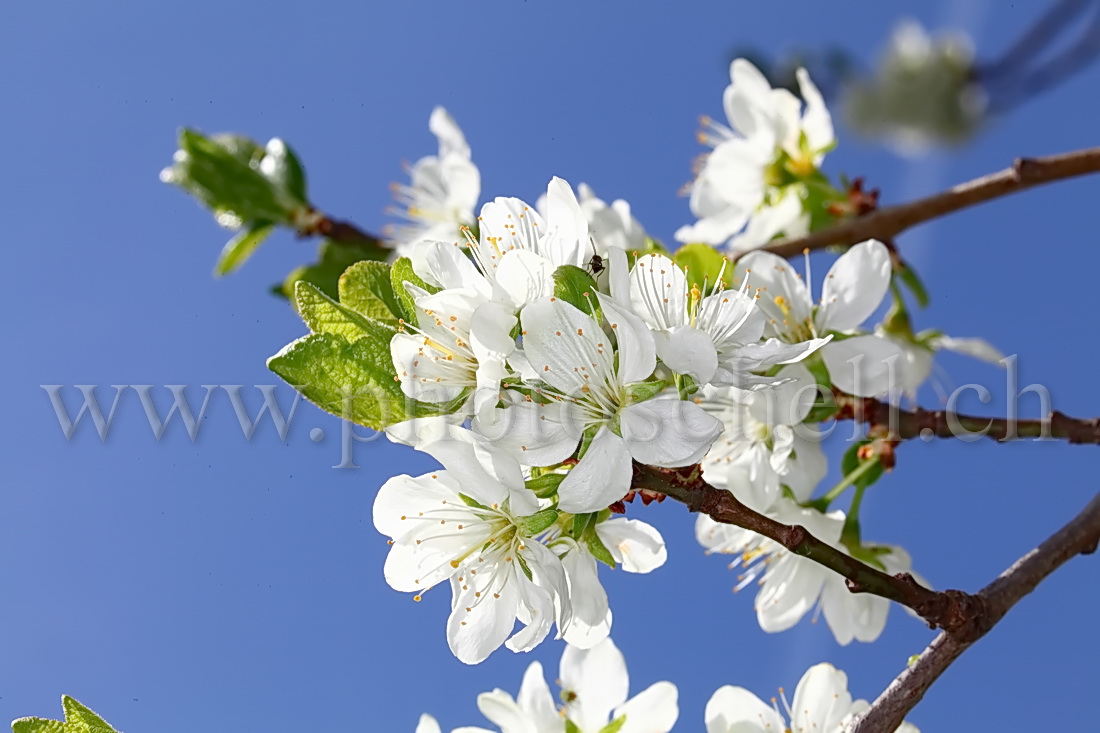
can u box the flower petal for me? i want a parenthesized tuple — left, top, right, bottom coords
(559, 545, 612, 649)
(447, 569, 520, 664)
(514, 661, 560, 732)
(790, 663, 853, 732)
(620, 398, 723, 467)
(429, 106, 471, 159)
(542, 177, 589, 268)
(821, 335, 904, 397)
(557, 427, 633, 513)
(561, 637, 629, 731)
(704, 685, 785, 733)
(596, 518, 668, 574)
(476, 401, 579, 468)
(735, 250, 813, 331)
(415, 713, 443, 733)
(521, 298, 615, 397)
(628, 253, 688, 331)
(654, 327, 718, 385)
(492, 250, 556, 309)
(615, 681, 679, 733)
(598, 295, 658, 384)
(816, 240, 892, 332)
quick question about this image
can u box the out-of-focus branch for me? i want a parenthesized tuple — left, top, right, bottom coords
(759, 146, 1100, 258)
(847, 492, 1100, 732)
(298, 212, 385, 249)
(833, 392, 1100, 445)
(631, 463, 981, 633)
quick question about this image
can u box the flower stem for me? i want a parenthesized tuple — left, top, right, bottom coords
(805, 455, 881, 511)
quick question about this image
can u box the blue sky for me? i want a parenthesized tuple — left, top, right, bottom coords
(3, 1, 1099, 730)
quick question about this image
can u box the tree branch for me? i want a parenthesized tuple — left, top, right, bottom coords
(759, 146, 1100, 259)
(631, 463, 982, 633)
(297, 212, 386, 249)
(833, 392, 1100, 445)
(847, 492, 1100, 732)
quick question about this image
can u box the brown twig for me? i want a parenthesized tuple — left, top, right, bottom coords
(833, 392, 1100, 445)
(297, 211, 386, 250)
(630, 463, 982, 634)
(847, 492, 1100, 732)
(759, 146, 1100, 259)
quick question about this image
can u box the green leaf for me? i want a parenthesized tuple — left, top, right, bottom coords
(519, 508, 559, 534)
(260, 138, 308, 204)
(525, 472, 566, 498)
(552, 265, 599, 315)
(673, 243, 729, 292)
(214, 222, 275, 276)
(294, 281, 397, 344)
(585, 527, 616, 569)
(565, 719, 582, 733)
(60, 698, 116, 733)
(161, 129, 298, 226)
(895, 260, 930, 309)
(339, 261, 403, 326)
(390, 256, 440, 325)
(12, 696, 119, 733)
(279, 239, 389, 300)
(11, 720, 66, 733)
(840, 440, 885, 490)
(268, 331, 446, 430)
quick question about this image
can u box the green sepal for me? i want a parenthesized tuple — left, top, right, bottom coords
(673, 243, 729, 293)
(577, 423, 601, 457)
(801, 354, 838, 423)
(526, 472, 566, 499)
(519, 508, 559, 535)
(895, 260, 930, 309)
(571, 512, 595, 538)
(339, 261, 403, 326)
(625, 379, 667, 404)
(585, 527, 616, 569)
(552, 265, 600, 316)
(565, 720, 582, 733)
(214, 221, 275, 276)
(840, 440, 885, 490)
(599, 715, 628, 733)
(516, 553, 535, 582)
(458, 493, 489, 510)
(390, 256, 439, 325)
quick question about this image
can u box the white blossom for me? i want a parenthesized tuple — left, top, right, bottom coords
(627, 253, 829, 388)
(696, 498, 919, 645)
(677, 59, 834, 252)
(422, 638, 677, 733)
(414, 177, 589, 312)
(373, 425, 569, 664)
(481, 297, 722, 513)
(698, 365, 827, 512)
(389, 107, 481, 270)
(705, 662, 919, 732)
(390, 285, 517, 421)
(736, 240, 903, 397)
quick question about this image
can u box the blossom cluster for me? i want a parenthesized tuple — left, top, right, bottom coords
(367, 59, 1003, 667)
(417, 637, 917, 733)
